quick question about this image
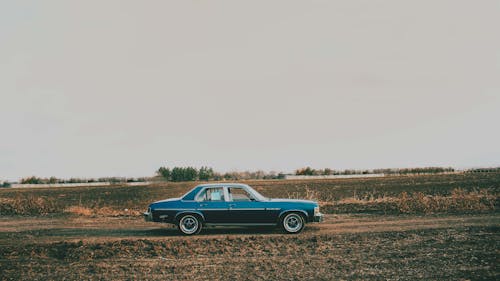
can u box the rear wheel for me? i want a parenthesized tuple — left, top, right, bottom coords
(281, 213, 305, 234)
(178, 214, 202, 235)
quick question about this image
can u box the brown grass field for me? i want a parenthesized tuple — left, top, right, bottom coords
(0, 172, 499, 280)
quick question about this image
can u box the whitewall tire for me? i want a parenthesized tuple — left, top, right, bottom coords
(282, 213, 305, 234)
(178, 214, 202, 235)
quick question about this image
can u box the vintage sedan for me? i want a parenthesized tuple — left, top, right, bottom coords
(144, 183, 323, 235)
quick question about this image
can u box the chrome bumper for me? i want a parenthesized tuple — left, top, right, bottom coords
(144, 211, 153, 222)
(313, 213, 323, 222)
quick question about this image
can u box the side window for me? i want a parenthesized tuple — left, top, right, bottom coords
(228, 187, 253, 202)
(197, 187, 225, 202)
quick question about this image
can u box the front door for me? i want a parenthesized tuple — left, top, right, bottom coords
(227, 187, 274, 223)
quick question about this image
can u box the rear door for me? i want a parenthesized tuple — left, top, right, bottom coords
(195, 187, 230, 223)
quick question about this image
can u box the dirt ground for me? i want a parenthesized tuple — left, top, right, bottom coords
(1, 213, 498, 280)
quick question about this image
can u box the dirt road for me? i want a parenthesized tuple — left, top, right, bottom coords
(1, 213, 498, 280)
(0, 213, 498, 243)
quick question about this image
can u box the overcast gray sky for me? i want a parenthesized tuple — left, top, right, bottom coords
(1, 1, 499, 181)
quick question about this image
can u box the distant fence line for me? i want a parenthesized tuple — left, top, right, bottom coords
(9, 182, 152, 188)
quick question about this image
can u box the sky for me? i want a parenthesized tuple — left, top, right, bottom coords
(1, 1, 499, 181)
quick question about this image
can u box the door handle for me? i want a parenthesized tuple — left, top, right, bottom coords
(229, 204, 235, 208)
(199, 203, 208, 207)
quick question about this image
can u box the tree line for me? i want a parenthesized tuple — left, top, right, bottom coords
(156, 166, 285, 182)
(295, 167, 456, 176)
(3, 166, 498, 187)
(18, 176, 148, 185)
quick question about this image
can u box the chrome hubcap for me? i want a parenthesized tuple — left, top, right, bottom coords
(180, 216, 198, 234)
(284, 214, 302, 232)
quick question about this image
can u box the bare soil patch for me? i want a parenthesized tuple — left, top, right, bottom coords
(0, 214, 498, 280)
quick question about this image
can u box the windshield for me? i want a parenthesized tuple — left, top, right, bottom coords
(246, 185, 268, 201)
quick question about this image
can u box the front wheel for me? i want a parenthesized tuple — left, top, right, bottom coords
(178, 214, 202, 235)
(281, 213, 305, 234)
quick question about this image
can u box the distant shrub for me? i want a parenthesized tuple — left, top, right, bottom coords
(20, 176, 43, 184)
(296, 167, 316, 176)
(198, 166, 214, 181)
(171, 167, 198, 182)
(157, 167, 171, 180)
(157, 166, 199, 182)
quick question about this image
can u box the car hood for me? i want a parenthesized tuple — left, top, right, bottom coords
(152, 197, 181, 204)
(268, 198, 317, 204)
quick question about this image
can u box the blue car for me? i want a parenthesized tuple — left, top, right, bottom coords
(144, 183, 323, 235)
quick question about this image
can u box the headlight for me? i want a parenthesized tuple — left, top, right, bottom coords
(314, 206, 320, 215)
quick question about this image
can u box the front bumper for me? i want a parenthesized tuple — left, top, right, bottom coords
(313, 213, 323, 222)
(144, 211, 153, 222)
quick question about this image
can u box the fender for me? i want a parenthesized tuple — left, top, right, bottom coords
(174, 210, 206, 222)
(278, 209, 308, 220)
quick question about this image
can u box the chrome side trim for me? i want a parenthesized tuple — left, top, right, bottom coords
(197, 209, 229, 211)
(230, 208, 266, 211)
(204, 223, 276, 226)
(154, 208, 193, 211)
(265, 208, 281, 211)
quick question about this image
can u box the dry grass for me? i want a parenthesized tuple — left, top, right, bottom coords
(95, 207, 141, 217)
(397, 188, 496, 214)
(286, 187, 333, 201)
(337, 194, 397, 204)
(0, 195, 61, 215)
(0, 194, 140, 217)
(64, 206, 141, 217)
(64, 206, 93, 216)
(2, 173, 498, 216)
(318, 188, 497, 214)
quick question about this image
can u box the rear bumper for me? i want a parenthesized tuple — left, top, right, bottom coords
(313, 213, 323, 223)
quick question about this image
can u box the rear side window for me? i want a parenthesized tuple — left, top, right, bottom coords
(196, 187, 225, 202)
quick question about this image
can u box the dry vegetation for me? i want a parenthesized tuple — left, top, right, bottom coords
(0, 195, 59, 215)
(63, 206, 141, 217)
(1, 172, 499, 217)
(397, 188, 496, 214)
(316, 188, 497, 215)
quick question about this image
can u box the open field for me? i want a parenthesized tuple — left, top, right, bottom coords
(0, 214, 498, 280)
(1, 172, 499, 215)
(0, 172, 499, 280)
